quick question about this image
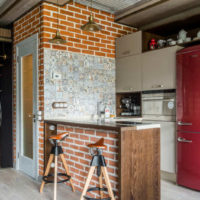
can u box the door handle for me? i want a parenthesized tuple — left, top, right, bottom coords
(122, 50, 130, 55)
(177, 121, 192, 126)
(28, 113, 36, 119)
(152, 84, 164, 89)
(178, 137, 192, 143)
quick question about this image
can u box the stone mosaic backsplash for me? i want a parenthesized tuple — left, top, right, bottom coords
(44, 49, 116, 120)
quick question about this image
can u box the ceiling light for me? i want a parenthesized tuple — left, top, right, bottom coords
(49, 30, 67, 44)
(81, 0, 102, 32)
(49, 0, 67, 44)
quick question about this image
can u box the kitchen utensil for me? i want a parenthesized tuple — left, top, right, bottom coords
(169, 41, 176, 46)
(121, 97, 131, 105)
(149, 38, 157, 50)
(157, 39, 166, 48)
(185, 37, 191, 42)
(178, 29, 187, 41)
(167, 38, 173, 46)
(197, 31, 200, 38)
(177, 39, 183, 44)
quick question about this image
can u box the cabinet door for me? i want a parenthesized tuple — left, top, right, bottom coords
(160, 122, 176, 173)
(177, 132, 200, 190)
(116, 55, 142, 93)
(143, 120, 176, 173)
(116, 31, 142, 58)
(142, 46, 180, 91)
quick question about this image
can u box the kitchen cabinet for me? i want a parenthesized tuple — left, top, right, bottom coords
(116, 31, 142, 58)
(142, 46, 181, 91)
(143, 120, 176, 173)
(160, 122, 176, 173)
(116, 54, 142, 93)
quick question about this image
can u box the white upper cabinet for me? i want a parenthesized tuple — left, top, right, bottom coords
(142, 46, 181, 91)
(116, 54, 142, 93)
(116, 31, 142, 58)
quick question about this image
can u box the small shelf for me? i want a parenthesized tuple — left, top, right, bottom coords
(116, 92, 142, 117)
(142, 44, 180, 53)
(142, 39, 200, 53)
(178, 38, 200, 48)
(142, 30, 200, 53)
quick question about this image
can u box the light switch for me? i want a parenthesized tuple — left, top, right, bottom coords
(52, 102, 68, 109)
(53, 72, 62, 80)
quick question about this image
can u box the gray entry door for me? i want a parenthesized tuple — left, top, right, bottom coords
(16, 34, 38, 178)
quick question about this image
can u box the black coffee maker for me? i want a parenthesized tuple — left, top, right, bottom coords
(120, 96, 140, 116)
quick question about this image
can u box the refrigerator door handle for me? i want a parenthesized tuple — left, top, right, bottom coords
(177, 137, 192, 143)
(177, 121, 192, 126)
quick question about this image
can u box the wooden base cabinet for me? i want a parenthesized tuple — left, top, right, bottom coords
(120, 128, 160, 200)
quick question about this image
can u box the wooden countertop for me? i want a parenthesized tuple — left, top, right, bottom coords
(44, 119, 160, 132)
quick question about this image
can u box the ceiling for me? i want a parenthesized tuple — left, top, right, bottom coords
(0, 0, 41, 26)
(75, 0, 142, 13)
(0, 0, 200, 35)
(0, 0, 7, 7)
(0, 0, 143, 26)
(115, 0, 200, 27)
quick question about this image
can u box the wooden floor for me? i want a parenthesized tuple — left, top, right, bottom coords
(161, 179, 200, 200)
(0, 168, 200, 200)
(0, 168, 80, 200)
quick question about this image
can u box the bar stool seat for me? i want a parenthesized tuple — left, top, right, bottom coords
(40, 132, 75, 200)
(80, 138, 116, 200)
(87, 138, 107, 149)
(49, 132, 69, 141)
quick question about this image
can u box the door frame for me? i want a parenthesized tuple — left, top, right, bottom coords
(15, 33, 38, 179)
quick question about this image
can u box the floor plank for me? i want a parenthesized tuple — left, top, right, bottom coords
(0, 168, 200, 200)
(162, 179, 200, 200)
(0, 168, 80, 200)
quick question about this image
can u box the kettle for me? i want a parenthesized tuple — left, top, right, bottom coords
(178, 29, 187, 41)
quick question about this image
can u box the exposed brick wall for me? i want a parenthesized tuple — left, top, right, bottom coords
(57, 125, 119, 198)
(41, 1, 135, 58)
(12, 0, 135, 189)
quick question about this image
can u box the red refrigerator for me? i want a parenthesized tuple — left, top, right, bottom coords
(177, 45, 200, 190)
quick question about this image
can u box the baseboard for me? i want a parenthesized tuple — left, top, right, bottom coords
(161, 171, 177, 183)
(37, 175, 43, 182)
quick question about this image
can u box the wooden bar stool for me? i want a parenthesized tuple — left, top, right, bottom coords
(80, 138, 116, 200)
(40, 132, 75, 200)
